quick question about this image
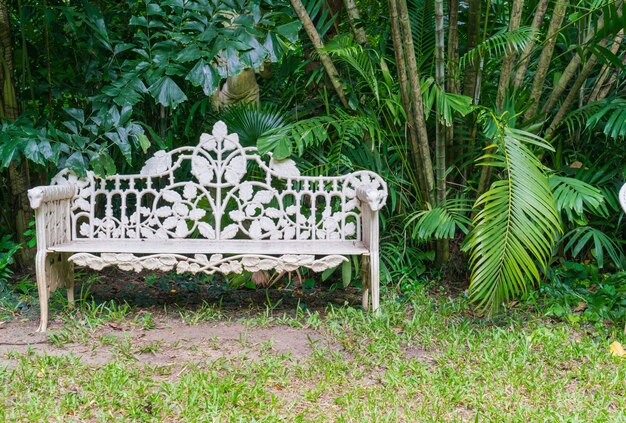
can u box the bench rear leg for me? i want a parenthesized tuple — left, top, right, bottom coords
(361, 254, 370, 311)
(370, 251, 380, 315)
(64, 253, 75, 308)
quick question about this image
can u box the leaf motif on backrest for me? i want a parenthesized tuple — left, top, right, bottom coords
(212, 120, 228, 142)
(140, 150, 172, 175)
(199, 133, 217, 151)
(223, 133, 240, 151)
(269, 157, 300, 178)
(224, 156, 247, 185)
(191, 156, 214, 185)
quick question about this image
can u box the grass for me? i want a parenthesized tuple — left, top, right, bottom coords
(1, 286, 626, 421)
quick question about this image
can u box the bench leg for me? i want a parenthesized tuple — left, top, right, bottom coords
(361, 254, 370, 311)
(35, 252, 75, 332)
(370, 251, 380, 315)
(65, 253, 75, 308)
(35, 251, 50, 332)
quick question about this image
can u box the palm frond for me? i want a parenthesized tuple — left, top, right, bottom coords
(219, 103, 286, 147)
(549, 175, 606, 224)
(586, 98, 626, 140)
(407, 0, 436, 75)
(257, 110, 386, 159)
(459, 26, 536, 71)
(562, 226, 624, 269)
(324, 35, 380, 102)
(464, 123, 561, 312)
(405, 198, 473, 241)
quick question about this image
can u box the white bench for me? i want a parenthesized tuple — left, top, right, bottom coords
(621, 184, 626, 215)
(28, 121, 387, 331)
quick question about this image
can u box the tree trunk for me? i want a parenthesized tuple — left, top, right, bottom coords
(544, 40, 607, 139)
(397, 0, 435, 203)
(387, 0, 427, 199)
(434, 0, 448, 264)
(462, 0, 482, 99)
(0, 0, 33, 267)
(446, 0, 459, 166)
(211, 68, 260, 111)
(342, 0, 368, 45)
(523, 0, 569, 121)
(513, 0, 549, 90)
(290, 0, 349, 108)
(588, 32, 623, 102)
(542, 8, 620, 112)
(478, 0, 525, 196)
(495, 0, 524, 110)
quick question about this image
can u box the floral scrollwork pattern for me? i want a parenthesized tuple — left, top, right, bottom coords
(68, 252, 348, 274)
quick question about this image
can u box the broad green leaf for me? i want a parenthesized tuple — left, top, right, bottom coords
(186, 60, 219, 96)
(65, 152, 88, 176)
(65, 108, 85, 124)
(137, 133, 151, 153)
(90, 152, 116, 176)
(276, 21, 302, 43)
(148, 76, 188, 108)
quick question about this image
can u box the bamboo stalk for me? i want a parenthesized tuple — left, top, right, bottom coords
(290, 0, 349, 108)
(495, 0, 524, 110)
(397, 0, 435, 203)
(445, 0, 459, 167)
(524, 0, 569, 121)
(342, 0, 368, 45)
(544, 40, 607, 139)
(387, 0, 427, 197)
(512, 0, 549, 90)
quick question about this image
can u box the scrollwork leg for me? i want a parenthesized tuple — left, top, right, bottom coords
(35, 251, 49, 332)
(370, 251, 380, 315)
(361, 254, 370, 311)
(64, 253, 75, 308)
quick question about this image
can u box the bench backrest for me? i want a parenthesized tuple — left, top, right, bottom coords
(53, 121, 386, 242)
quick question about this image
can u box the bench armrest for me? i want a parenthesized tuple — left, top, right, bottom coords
(28, 185, 77, 210)
(620, 183, 626, 214)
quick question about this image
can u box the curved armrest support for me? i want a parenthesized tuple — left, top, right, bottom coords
(356, 184, 387, 211)
(343, 170, 388, 212)
(28, 185, 77, 210)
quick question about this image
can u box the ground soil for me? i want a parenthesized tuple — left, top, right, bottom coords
(0, 268, 361, 368)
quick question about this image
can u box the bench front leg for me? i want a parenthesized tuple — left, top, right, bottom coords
(361, 205, 380, 314)
(28, 185, 76, 332)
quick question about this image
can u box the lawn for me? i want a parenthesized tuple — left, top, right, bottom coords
(1, 282, 625, 422)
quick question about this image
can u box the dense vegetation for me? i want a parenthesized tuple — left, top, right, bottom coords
(0, 0, 625, 319)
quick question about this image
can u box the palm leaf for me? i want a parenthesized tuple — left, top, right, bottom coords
(549, 175, 606, 224)
(562, 226, 624, 269)
(464, 125, 562, 312)
(405, 198, 473, 241)
(459, 26, 535, 71)
(218, 103, 286, 147)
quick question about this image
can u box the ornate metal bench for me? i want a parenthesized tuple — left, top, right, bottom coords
(28, 121, 387, 331)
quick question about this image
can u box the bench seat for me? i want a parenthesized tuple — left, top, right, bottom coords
(49, 240, 369, 255)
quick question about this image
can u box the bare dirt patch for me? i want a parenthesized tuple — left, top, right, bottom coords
(0, 316, 337, 370)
